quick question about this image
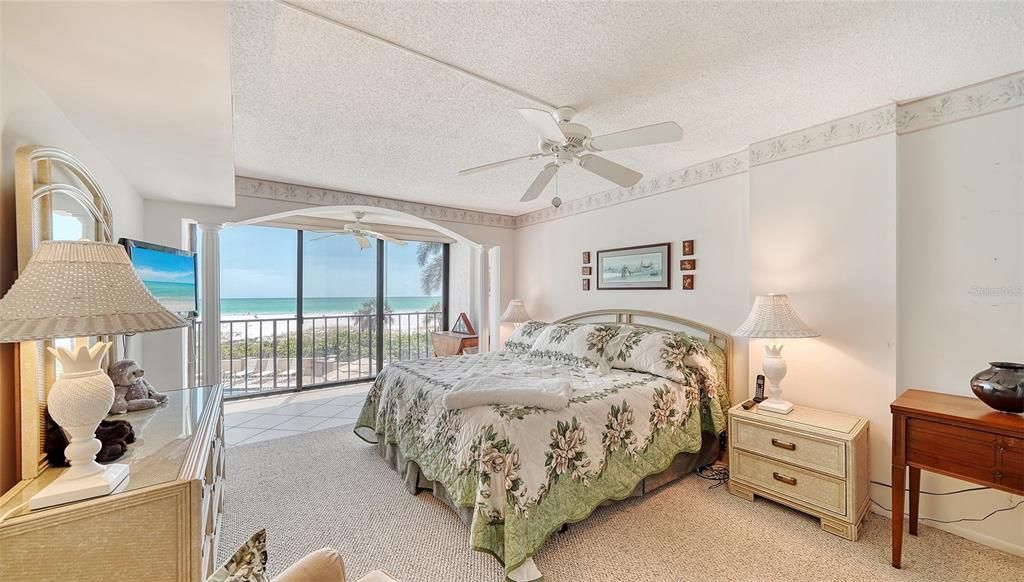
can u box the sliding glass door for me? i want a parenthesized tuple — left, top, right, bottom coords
(212, 224, 448, 399)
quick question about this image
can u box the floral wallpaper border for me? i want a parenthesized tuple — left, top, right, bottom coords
(241, 72, 1021, 229)
(236, 177, 518, 229)
(513, 152, 749, 227)
(897, 72, 1023, 134)
(748, 105, 897, 167)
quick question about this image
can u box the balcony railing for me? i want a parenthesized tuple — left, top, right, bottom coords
(196, 311, 443, 398)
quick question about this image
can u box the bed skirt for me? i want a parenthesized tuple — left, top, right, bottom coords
(375, 430, 721, 528)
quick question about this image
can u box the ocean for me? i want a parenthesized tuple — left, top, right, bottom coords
(219, 296, 441, 319)
(144, 280, 197, 314)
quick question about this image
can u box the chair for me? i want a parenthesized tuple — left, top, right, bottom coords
(272, 548, 398, 582)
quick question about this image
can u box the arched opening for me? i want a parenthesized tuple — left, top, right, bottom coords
(195, 205, 497, 398)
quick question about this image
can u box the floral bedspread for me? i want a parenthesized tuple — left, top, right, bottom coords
(354, 349, 727, 577)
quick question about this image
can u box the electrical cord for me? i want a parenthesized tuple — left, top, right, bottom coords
(696, 462, 729, 489)
(869, 497, 1024, 524)
(870, 480, 990, 496)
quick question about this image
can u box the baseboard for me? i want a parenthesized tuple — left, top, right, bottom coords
(868, 505, 1024, 557)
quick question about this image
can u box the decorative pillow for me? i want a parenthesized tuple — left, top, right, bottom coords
(614, 328, 722, 392)
(528, 323, 633, 374)
(504, 320, 550, 353)
(207, 529, 268, 582)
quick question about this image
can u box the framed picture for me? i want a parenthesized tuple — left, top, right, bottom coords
(582, 266, 592, 276)
(680, 259, 696, 271)
(682, 240, 694, 256)
(582, 251, 591, 264)
(682, 274, 695, 290)
(596, 243, 671, 290)
(582, 279, 591, 291)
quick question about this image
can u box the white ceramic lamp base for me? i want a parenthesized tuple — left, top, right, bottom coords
(28, 463, 129, 510)
(29, 342, 131, 510)
(759, 343, 794, 414)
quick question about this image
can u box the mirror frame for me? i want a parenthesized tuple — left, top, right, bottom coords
(12, 145, 113, 484)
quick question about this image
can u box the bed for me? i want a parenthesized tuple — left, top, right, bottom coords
(354, 309, 732, 581)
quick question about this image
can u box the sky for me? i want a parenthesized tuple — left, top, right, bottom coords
(216, 225, 437, 299)
(132, 247, 195, 284)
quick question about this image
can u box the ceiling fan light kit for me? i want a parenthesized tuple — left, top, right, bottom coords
(310, 211, 408, 249)
(458, 106, 684, 205)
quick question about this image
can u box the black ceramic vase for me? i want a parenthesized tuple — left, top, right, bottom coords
(970, 362, 1024, 414)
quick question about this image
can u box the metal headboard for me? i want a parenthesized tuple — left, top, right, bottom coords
(554, 308, 733, 392)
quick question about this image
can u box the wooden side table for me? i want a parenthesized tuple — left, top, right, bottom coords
(728, 403, 870, 540)
(890, 389, 1024, 568)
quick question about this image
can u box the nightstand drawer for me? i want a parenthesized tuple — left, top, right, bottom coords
(733, 417, 846, 478)
(732, 450, 847, 516)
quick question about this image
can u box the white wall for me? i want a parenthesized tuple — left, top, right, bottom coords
(514, 172, 752, 401)
(749, 133, 900, 490)
(897, 107, 1024, 551)
(513, 92, 1023, 555)
(1, 56, 146, 359)
(1, 55, 147, 490)
(142, 193, 516, 388)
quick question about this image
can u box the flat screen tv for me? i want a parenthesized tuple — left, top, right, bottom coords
(119, 238, 198, 314)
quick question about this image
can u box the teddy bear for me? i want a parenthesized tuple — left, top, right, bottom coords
(45, 411, 135, 465)
(108, 359, 169, 415)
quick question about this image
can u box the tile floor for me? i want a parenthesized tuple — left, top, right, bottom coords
(224, 383, 370, 446)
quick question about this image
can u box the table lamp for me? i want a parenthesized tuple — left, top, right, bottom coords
(0, 240, 186, 509)
(500, 299, 531, 328)
(734, 293, 819, 414)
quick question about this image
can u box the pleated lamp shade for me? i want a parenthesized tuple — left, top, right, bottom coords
(733, 294, 819, 339)
(500, 299, 532, 324)
(0, 240, 186, 342)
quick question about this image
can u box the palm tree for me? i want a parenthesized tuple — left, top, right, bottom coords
(416, 242, 444, 295)
(424, 300, 443, 328)
(354, 298, 394, 329)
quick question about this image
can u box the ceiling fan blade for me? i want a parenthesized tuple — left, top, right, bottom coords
(458, 154, 543, 176)
(356, 235, 371, 250)
(587, 121, 683, 152)
(578, 154, 642, 187)
(520, 163, 558, 202)
(363, 230, 407, 246)
(518, 108, 566, 144)
(310, 233, 340, 241)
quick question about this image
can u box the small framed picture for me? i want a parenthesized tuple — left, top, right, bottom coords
(582, 251, 591, 264)
(582, 266, 592, 276)
(582, 278, 591, 291)
(682, 274, 695, 290)
(682, 240, 694, 256)
(680, 259, 696, 271)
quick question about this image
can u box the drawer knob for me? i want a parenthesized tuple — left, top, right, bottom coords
(996, 444, 1007, 453)
(994, 471, 1004, 481)
(771, 438, 797, 451)
(773, 472, 798, 486)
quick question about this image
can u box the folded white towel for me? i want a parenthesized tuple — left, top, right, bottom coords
(443, 374, 572, 411)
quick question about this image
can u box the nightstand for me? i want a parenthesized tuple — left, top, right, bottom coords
(728, 402, 869, 540)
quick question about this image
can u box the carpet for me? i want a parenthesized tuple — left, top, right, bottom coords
(220, 426, 1022, 581)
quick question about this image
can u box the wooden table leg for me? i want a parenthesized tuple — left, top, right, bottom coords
(908, 466, 921, 536)
(891, 464, 905, 568)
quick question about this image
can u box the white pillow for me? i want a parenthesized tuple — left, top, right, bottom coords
(503, 320, 550, 353)
(529, 323, 633, 374)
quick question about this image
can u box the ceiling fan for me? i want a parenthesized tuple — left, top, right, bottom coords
(458, 107, 684, 203)
(309, 212, 408, 249)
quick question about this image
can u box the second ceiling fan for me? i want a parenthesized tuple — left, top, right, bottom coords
(458, 107, 684, 202)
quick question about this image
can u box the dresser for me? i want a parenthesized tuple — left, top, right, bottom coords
(890, 389, 1023, 568)
(0, 384, 225, 581)
(728, 403, 870, 540)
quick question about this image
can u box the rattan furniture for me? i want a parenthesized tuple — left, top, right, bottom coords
(0, 384, 224, 581)
(728, 402, 870, 540)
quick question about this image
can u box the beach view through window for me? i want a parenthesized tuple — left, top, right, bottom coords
(203, 225, 446, 396)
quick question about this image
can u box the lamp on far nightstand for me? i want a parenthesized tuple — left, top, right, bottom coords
(734, 293, 819, 414)
(500, 299, 531, 328)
